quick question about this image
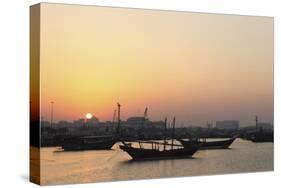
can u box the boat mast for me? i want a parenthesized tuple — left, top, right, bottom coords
(171, 116, 176, 150)
(164, 117, 167, 151)
(117, 103, 121, 135)
(140, 107, 148, 137)
(204, 121, 210, 142)
(50, 101, 54, 128)
(255, 115, 258, 132)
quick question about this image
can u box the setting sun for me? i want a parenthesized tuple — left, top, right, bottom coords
(85, 113, 93, 119)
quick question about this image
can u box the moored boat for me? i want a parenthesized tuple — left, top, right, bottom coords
(250, 132, 273, 143)
(119, 141, 199, 160)
(119, 117, 200, 160)
(178, 136, 237, 150)
(249, 116, 273, 143)
(62, 135, 117, 151)
(61, 103, 122, 151)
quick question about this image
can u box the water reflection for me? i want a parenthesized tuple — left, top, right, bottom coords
(36, 139, 273, 185)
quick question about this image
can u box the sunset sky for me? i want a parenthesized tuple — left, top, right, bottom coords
(39, 3, 273, 126)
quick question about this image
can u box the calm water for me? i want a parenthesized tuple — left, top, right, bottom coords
(39, 139, 273, 185)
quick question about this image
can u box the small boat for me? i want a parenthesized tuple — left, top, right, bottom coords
(178, 136, 237, 150)
(249, 116, 273, 143)
(61, 135, 117, 151)
(61, 103, 122, 151)
(119, 117, 200, 160)
(250, 132, 273, 143)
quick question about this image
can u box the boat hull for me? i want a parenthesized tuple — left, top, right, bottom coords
(119, 144, 199, 160)
(178, 137, 236, 150)
(250, 136, 273, 143)
(250, 132, 273, 143)
(62, 138, 116, 151)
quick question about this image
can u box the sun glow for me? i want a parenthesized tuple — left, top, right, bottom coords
(85, 113, 93, 119)
(39, 4, 273, 125)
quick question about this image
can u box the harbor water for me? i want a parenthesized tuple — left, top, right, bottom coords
(38, 138, 273, 185)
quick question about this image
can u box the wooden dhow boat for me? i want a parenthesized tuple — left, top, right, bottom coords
(178, 136, 237, 150)
(119, 117, 200, 160)
(61, 103, 122, 151)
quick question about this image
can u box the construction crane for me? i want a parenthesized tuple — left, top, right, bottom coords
(112, 109, 116, 126)
(143, 107, 148, 120)
(139, 107, 148, 139)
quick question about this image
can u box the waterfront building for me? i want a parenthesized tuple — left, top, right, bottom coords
(216, 120, 239, 130)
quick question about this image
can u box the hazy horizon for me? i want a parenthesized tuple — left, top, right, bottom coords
(36, 3, 274, 126)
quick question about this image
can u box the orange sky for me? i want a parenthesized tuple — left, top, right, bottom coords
(38, 3, 273, 126)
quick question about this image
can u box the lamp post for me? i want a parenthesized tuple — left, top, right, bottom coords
(50, 101, 54, 128)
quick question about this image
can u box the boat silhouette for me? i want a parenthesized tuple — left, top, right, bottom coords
(178, 136, 237, 150)
(119, 117, 200, 160)
(119, 141, 199, 160)
(61, 103, 121, 151)
(61, 135, 117, 151)
(249, 116, 273, 143)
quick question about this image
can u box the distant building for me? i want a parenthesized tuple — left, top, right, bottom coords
(124, 116, 165, 129)
(73, 118, 85, 126)
(72, 116, 100, 126)
(126, 117, 147, 126)
(257, 122, 273, 131)
(58, 120, 72, 127)
(86, 116, 99, 125)
(150, 121, 166, 129)
(216, 120, 239, 130)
